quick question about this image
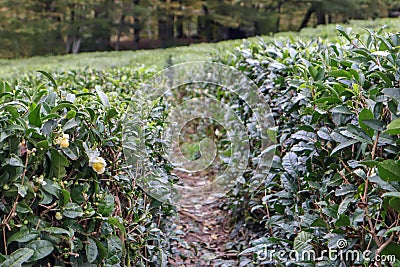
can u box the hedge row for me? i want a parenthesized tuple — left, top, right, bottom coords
(0, 67, 175, 266)
(217, 26, 400, 266)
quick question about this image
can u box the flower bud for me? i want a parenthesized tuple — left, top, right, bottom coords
(89, 157, 107, 174)
(55, 212, 63, 220)
(55, 134, 70, 149)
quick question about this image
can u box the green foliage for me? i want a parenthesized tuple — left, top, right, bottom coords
(0, 68, 175, 266)
(217, 26, 400, 265)
(0, 0, 397, 58)
(1, 18, 399, 81)
(1, 18, 400, 266)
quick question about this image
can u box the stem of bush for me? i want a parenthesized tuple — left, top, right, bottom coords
(2, 226, 6, 255)
(362, 131, 383, 265)
(1, 147, 31, 254)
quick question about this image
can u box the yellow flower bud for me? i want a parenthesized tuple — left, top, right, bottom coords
(55, 212, 63, 220)
(89, 157, 107, 174)
(60, 139, 69, 148)
(56, 134, 70, 149)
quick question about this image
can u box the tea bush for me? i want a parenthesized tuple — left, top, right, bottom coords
(217, 27, 400, 266)
(0, 67, 175, 266)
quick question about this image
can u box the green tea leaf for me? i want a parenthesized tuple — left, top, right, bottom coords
(28, 103, 42, 127)
(42, 227, 72, 237)
(98, 194, 114, 216)
(358, 108, 374, 137)
(386, 118, 400, 135)
(26, 240, 54, 262)
(362, 119, 385, 132)
(389, 197, 400, 213)
(86, 237, 98, 263)
(63, 203, 84, 218)
(7, 229, 39, 244)
(383, 88, 400, 103)
(50, 149, 69, 178)
(378, 160, 400, 182)
(336, 25, 352, 41)
(330, 140, 358, 155)
(38, 70, 57, 89)
(386, 226, 400, 236)
(330, 69, 352, 79)
(335, 214, 350, 227)
(95, 86, 110, 107)
(382, 192, 400, 198)
(2, 248, 34, 266)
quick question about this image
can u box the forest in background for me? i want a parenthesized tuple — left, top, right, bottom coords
(0, 0, 400, 58)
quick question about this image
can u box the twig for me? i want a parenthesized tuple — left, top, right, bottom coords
(179, 210, 201, 222)
(35, 219, 41, 231)
(39, 202, 58, 217)
(361, 132, 381, 254)
(1, 149, 30, 228)
(2, 226, 7, 255)
(376, 233, 394, 260)
(336, 169, 350, 184)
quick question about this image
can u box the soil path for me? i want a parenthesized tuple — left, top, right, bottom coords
(168, 170, 239, 266)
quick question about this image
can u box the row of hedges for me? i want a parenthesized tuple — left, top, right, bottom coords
(216, 26, 400, 266)
(0, 67, 175, 266)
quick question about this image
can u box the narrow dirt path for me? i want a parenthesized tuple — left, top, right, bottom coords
(168, 170, 239, 266)
(169, 202, 238, 266)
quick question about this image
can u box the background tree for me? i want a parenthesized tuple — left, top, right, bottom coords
(0, 0, 396, 58)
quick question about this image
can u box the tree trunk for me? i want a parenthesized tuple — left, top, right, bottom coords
(276, 3, 282, 32)
(175, 0, 184, 39)
(158, 18, 167, 41)
(298, 5, 314, 31)
(315, 2, 326, 25)
(158, 0, 174, 46)
(65, 36, 73, 54)
(133, 0, 141, 48)
(176, 16, 184, 38)
(158, 16, 174, 43)
(93, 0, 113, 51)
(134, 18, 141, 45)
(65, 5, 75, 54)
(198, 4, 213, 41)
(116, 14, 125, 51)
(298, 1, 326, 31)
(72, 37, 81, 54)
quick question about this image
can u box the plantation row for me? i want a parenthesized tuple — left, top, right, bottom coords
(217, 27, 400, 266)
(0, 68, 176, 266)
(0, 25, 400, 266)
